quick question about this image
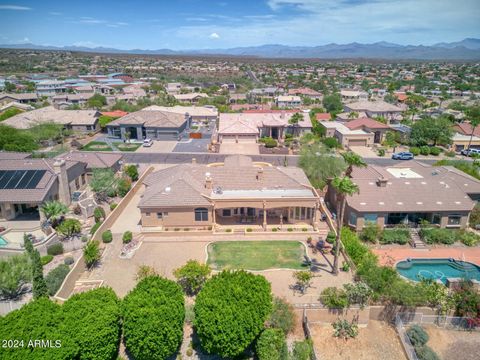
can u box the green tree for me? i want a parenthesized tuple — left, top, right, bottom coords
(0, 254, 31, 299)
(406, 94, 427, 121)
(194, 270, 273, 358)
(0, 124, 38, 152)
(117, 177, 131, 197)
(90, 169, 118, 198)
(31, 249, 48, 299)
(256, 328, 288, 360)
(4, 81, 16, 92)
(323, 93, 343, 114)
(123, 276, 185, 360)
(87, 93, 107, 109)
(267, 297, 296, 335)
(0, 107, 22, 121)
(40, 200, 68, 223)
(465, 106, 480, 150)
(173, 260, 211, 295)
(288, 112, 303, 137)
(292, 271, 314, 294)
(23, 234, 34, 255)
(83, 240, 101, 268)
(56, 218, 81, 238)
(410, 116, 453, 146)
(124, 164, 139, 181)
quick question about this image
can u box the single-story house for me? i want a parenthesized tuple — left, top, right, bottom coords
(340, 90, 369, 102)
(344, 117, 391, 144)
(344, 100, 404, 123)
(451, 123, 480, 151)
(56, 151, 123, 175)
(0, 93, 39, 106)
(106, 108, 190, 140)
(0, 157, 87, 221)
(144, 105, 218, 122)
(288, 88, 322, 99)
(173, 93, 209, 104)
(276, 95, 302, 108)
(326, 161, 480, 230)
(52, 93, 94, 108)
(3, 106, 100, 132)
(319, 121, 374, 147)
(218, 111, 312, 143)
(0, 101, 34, 113)
(138, 155, 320, 230)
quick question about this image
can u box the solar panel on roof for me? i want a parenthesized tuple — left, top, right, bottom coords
(0, 170, 46, 189)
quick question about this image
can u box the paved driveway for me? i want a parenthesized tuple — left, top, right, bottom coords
(173, 138, 210, 153)
(220, 142, 260, 155)
(136, 140, 177, 153)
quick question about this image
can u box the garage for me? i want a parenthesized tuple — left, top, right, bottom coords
(348, 139, 367, 146)
(221, 134, 257, 143)
(237, 135, 257, 143)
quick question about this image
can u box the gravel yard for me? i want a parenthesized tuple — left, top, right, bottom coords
(424, 325, 480, 360)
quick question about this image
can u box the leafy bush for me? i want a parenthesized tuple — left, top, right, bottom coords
(332, 319, 359, 340)
(377, 148, 385, 157)
(267, 297, 296, 335)
(123, 276, 185, 360)
(256, 328, 288, 360)
(122, 231, 133, 244)
(0, 254, 31, 299)
(194, 270, 273, 358)
(124, 164, 139, 181)
(409, 147, 420, 156)
(264, 137, 278, 148)
(469, 203, 480, 229)
(420, 146, 430, 155)
(246, 227, 253, 232)
(45, 264, 71, 296)
(56, 218, 82, 238)
(83, 241, 101, 268)
(380, 228, 410, 245)
(90, 221, 102, 235)
(341, 228, 371, 265)
(320, 287, 349, 309)
(359, 223, 380, 243)
(93, 206, 106, 222)
(407, 324, 429, 346)
(419, 228, 456, 245)
(102, 230, 113, 243)
(322, 136, 341, 149)
(47, 243, 64, 256)
(64, 256, 75, 265)
(344, 282, 373, 309)
(445, 150, 456, 157)
(41, 255, 53, 265)
(117, 177, 132, 197)
(415, 345, 440, 360)
(429, 146, 442, 156)
(459, 231, 480, 246)
(326, 231, 336, 244)
(291, 340, 314, 360)
(109, 203, 118, 211)
(173, 260, 211, 295)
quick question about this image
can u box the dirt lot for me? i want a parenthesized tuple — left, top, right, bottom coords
(424, 325, 480, 360)
(310, 320, 407, 360)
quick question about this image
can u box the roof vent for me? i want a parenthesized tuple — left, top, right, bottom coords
(213, 186, 223, 194)
(165, 187, 171, 192)
(376, 176, 388, 187)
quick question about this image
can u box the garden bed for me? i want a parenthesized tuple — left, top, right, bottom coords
(259, 145, 289, 154)
(113, 142, 141, 152)
(207, 241, 306, 270)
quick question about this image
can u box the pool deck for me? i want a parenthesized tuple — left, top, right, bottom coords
(372, 247, 480, 267)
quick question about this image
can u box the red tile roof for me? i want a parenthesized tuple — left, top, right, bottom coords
(345, 117, 390, 130)
(453, 123, 480, 137)
(315, 113, 332, 121)
(101, 110, 128, 118)
(242, 109, 300, 113)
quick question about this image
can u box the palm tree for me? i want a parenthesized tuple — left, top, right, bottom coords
(341, 151, 367, 178)
(332, 176, 359, 275)
(466, 106, 480, 150)
(40, 201, 68, 223)
(288, 112, 303, 137)
(347, 111, 359, 120)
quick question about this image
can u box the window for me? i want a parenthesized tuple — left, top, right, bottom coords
(447, 215, 461, 226)
(195, 208, 209, 221)
(432, 213, 441, 225)
(145, 212, 151, 217)
(233, 208, 239, 215)
(222, 209, 231, 217)
(157, 212, 163, 219)
(349, 212, 357, 226)
(364, 214, 378, 224)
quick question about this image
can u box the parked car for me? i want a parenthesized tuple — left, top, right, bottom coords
(461, 148, 480, 157)
(392, 152, 414, 160)
(143, 138, 153, 147)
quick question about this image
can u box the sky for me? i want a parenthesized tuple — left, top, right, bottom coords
(0, 0, 479, 50)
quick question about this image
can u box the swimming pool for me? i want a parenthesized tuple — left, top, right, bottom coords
(396, 258, 480, 284)
(0, 236, 7, 247)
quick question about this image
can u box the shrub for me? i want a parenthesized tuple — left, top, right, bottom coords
(41, 255, 53, 265)
(83, 240, 101, 268)
(264, 137, 278, 148)
(194, 270, 273, 358)
(459, 231, 480, 246)
(321, 287, 349, 309)
(429, 146, 442, 156)
(256, 328, 288, 360)
(64, 256, 75, 265)
(302, 228, 308, 232)
(246, 227, 253, 232)
(342, 228, 371, 265)
(124, 164, 139, 181)
(287, 227, 293, 232)
(380, 228, 410, 245)
(341, 261, 350, 272)
(469, 203, 480, 229)
(122, 231, 133, 244)
(123, 276, 185, 360)
(406, 324, 429, 347)
(420, 146, 430, 156)
(359, 223, 380, 243)
(102, 230, 113, 243)
(47, 243, 64, 256)
(332, 319, 359, 340)
(225, 228, 232, 233)
(322, 136, 341, 149)
(89, 221, 102, 235)
(173, 260, 211, 295)
(56, 218, 81, 238)
(45, 264, 71, 296)
(109, 203, 118, 211)
(326, 231, 336, 244)
(117, 177, 132, 197)
(377, 148, 385, 157)
(415, 345, 440, 360)
(419, 228, 456, 245)
(344, 282, 373, 309)
(93, 206, 106, 222)
(445, 150, 456, 158)
(291, 340, 314, 360)
(0, 255, 31, 299)
(268, 297, 296, 335)
(409, 147, 420, 156)
(272, 228, 278, 232)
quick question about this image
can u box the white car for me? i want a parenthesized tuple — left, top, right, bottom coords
(143, 138, 153, 147)
(461, 148, 480, 157)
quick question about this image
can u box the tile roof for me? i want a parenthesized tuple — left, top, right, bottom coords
(453, 123, 480, 137)
(57, 151, 122, 171)
(108, 109, 186, 128)
(345, 100, 403, 113)
(345, 117, 390, 130)
(315, 113, 332, 121)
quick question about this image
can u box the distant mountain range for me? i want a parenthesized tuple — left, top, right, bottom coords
(1, 38, 480, 60)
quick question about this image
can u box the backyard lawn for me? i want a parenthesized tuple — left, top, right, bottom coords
(82, 141, 113, 151)
(207, 241, 306, 270)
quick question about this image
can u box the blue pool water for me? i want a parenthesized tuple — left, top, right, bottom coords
(396, 258, 480, 284)
(0, 236, 7, 247)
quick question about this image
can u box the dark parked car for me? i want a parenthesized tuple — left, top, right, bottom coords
(392, 152, 414, 160)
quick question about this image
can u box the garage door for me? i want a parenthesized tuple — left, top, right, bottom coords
(222, 135, 237, 143)
(348, 139, 367, 146)
(237, 135, 257, 142)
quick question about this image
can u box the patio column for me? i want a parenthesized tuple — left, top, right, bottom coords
(212, 205, 216, 231)
(263, 201, 267, 231)
(312, 204, 318, 231)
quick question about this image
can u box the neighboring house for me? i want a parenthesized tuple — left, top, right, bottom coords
(0, 93, 39, 106)
(344, 117, 391, 144)
(138, 155, 320, 230)
(218, 111, 312, 143)
(122, 84, 147, 98)
(452, 122, 480, 151)
(0, 157, 87, 221)
(327, 161, 480, 231)
(287, 88, 322, 99)
(106, 108, 190, 140)
(166, 82, 182, 95)
(144, 105, 218, 122)
(0, 101, 34, 113)
(229, 93, 248, 103)
(315, 113, 332, 121)
(36, 80, 67, 96)
(3, 106, 100, 132)
(173, 92, 209, 104)
(276, 95, 302, 108)
(52, 93, 94, 108)
(56, 151, 123, 175)
(344, 100, 404, 123)
(319, 121, 374, 147)
(340, 90, 369, 102)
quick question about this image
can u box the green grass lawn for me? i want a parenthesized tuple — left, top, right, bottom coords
(81, 141, 113, 151)
(113, 142, 142, 152)
(207, 241, 306, 271)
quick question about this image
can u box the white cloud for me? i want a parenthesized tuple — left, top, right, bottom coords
(209, 32, 220, 39)
(0, 5, 31, 10)
(49, 11, 62, 16)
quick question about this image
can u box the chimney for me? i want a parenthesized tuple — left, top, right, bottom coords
(53, 159, 71, 204)
(205, 172, 213, 190)
(256, 167, 264, 181)
(376, 176, 388, 187)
